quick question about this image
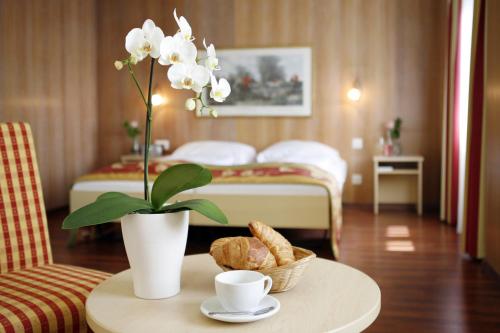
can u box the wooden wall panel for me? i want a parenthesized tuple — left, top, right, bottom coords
(97, 0, 447, 206)
(0, 0, 97, 209)
(484, 0, 500, 273)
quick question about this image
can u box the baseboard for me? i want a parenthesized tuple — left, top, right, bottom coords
(482, 261, 500, 280)
(343, 202, 439, 215)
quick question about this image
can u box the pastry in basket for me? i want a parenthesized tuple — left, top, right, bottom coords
(210, 236, 277, 270)
(209, 222, 316, 293)
(248, 220, 295, 266)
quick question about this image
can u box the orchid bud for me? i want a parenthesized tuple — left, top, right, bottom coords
(209, 108, 218, 118)
(114, 60, 124, 70)
(185, 98, 197, 111)
(129, 55, 138, 65)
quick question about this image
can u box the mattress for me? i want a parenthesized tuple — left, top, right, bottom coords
(69, 159, 343, 257)
(72, 181, 328, 196)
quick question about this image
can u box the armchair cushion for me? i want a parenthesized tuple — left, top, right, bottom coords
(0, 264, 111, 332)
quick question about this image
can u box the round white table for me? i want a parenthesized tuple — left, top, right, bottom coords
(86, 254, 380, 333)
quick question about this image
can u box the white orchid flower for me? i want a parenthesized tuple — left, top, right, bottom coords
(125, 19, 164, 61)
(173, 9, 192, 41)
(167, 63, 210, 93)
(203, 39, 220, 72)
(159, 33, 197, 66)
(209, 75, 231, 102)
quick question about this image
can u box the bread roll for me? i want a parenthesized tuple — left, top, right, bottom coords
(210, 236, 277, 270)
(248, 220, 295, 266)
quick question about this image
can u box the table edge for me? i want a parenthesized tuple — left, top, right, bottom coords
(86, 255, 382, 333)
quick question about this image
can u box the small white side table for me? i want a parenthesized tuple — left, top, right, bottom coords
(373, 155, 424, 215)
(86, 254, 381, 333)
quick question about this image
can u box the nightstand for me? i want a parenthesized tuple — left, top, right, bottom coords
(373, 155, 424, 215)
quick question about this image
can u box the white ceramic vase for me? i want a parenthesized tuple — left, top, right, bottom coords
(121, 211, 189, 299)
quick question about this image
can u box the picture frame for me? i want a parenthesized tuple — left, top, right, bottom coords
(197, 47, 312, 117)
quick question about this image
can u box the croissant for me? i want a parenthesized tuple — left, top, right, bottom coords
(249, 220, 295, 266)
(210, 236, 277, 270)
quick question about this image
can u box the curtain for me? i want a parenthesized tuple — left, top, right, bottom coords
(440, 0, 461, 225)
(441, 0, 486, 258)
(462, 0, 486, 258)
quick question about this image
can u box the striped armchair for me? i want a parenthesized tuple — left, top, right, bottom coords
(0, 123, 111, 332)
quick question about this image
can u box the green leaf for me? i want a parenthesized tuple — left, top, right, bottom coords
(161, 199, 228, 225)
(151, 163, 212, 210)
(97, 192, 130, 200)
(62, 194, 152, 229)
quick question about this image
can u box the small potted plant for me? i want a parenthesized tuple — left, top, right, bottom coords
(63, 9, 231, 299)
(385, 117, 402, 156)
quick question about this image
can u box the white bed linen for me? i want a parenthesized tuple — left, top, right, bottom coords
(257, 140, 348, 188)
(72, 182, 328, 196)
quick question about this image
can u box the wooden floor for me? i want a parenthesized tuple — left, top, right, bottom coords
(47, 206, 500, 333)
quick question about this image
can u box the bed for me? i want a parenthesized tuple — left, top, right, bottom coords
(69, 141, 347, 257)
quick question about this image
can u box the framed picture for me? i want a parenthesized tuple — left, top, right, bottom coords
(198, 47, 312, 117)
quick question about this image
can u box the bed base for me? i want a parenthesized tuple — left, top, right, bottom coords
(68, 190, 333, 248)
(70, 190, 330, 229)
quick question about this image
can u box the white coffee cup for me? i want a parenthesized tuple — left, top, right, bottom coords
(215, 270, 273, 311)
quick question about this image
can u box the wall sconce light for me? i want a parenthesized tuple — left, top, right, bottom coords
(151, 93, 167, 106)
(347, 79, 362, 102)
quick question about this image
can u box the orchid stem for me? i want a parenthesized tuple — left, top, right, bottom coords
(198, 90, 208, 107)
(143, 58, 155, 203)
(197, 89, 213, 115)
(127, 63, 148, 107)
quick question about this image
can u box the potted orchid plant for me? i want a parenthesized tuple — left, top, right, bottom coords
(63, 9, 231, 299)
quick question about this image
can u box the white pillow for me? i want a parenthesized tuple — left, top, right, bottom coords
(257, 140, 341, 163)
(168, 141, 256, 166)
(257, 140, 347, 187)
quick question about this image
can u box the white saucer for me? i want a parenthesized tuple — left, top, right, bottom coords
(200, 295, 280, 323)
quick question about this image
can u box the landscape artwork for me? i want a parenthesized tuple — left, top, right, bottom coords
(198, 47, 312, 117)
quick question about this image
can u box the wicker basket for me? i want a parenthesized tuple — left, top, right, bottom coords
(218, 246, 316, 293)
